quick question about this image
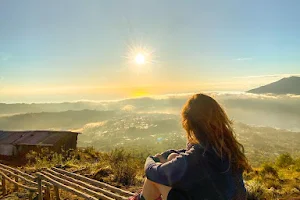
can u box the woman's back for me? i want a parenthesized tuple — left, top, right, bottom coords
(145, 143, 246, 200)
(131, 94, 249, 200)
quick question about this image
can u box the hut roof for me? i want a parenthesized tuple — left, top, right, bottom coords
(0, 130, 80, 146)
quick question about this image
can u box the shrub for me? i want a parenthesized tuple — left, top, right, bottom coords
(276, 153, 294, 168)
(82, 146, 98, 159)
(294, 158, 300, 172)
(25, 148, 81, 169)
(93, 166, 113, 181)
(108, 148, 142, 186)
(26, 148, 64, 169)
(260, 163, 278, 178)
(264, 179, 282, 190)
(246, 180, 268, 200)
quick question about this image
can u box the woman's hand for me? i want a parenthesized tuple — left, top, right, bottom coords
(154, 153, 167, 163)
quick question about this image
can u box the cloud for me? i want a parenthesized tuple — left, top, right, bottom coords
(286, 94, 300, 98)
(72, 121, 107, 132)
(233, 57, 253, 61)
(121, 105, 136, 111)
(101, 91, 300, 103)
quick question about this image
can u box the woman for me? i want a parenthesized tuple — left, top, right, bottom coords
(130, 93, 250, 200)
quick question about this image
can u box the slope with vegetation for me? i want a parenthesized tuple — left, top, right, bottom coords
(1, 147, 298, 200)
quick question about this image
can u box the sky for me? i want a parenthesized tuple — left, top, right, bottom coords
(0, 0, 300, 102)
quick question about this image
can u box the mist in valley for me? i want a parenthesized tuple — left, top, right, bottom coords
(1, 92, 300, 130)
(1, 92, 300, 166)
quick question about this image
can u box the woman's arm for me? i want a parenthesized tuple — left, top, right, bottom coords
(144, 146, 205, 187)
(153, 149, 186, 164)
(159, 142, 191, 159)
(160, 149, 186, 160)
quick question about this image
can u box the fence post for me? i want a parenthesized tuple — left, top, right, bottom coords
(45, 185, 51, 200)
(54, 186, 60, 200)
(1, 175, 6, 195)
(14, 176, 19, 191)
(29, 192, 33, 200)
(37, 175, 43, 200)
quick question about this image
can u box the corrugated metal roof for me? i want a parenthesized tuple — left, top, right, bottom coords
(0, 131, 80, 146)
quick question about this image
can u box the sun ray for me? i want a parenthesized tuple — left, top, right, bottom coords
(124, 42, 156, 66)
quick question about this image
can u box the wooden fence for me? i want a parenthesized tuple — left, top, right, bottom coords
(0, 163, 134, 200)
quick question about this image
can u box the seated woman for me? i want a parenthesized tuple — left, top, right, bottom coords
(129, 93, 250, 200)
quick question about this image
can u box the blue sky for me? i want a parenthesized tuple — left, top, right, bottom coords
(0, 0, 300, 102)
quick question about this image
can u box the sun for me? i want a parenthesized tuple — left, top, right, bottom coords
(124, 42, 157, 70)
(135, 53, 145, 65)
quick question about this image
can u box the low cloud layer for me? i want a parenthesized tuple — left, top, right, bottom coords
(1, 92, 300, 131)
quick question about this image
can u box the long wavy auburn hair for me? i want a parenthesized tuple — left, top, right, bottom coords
(181, 93, 250, 172)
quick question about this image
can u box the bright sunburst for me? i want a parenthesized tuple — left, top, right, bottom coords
(135, 53, 145, 65)
(125, 42, 155, 68)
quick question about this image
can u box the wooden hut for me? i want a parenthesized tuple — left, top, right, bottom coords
(0, 130, 80, 163)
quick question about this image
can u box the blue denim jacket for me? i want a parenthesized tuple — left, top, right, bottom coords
(144, 144, 246, 200)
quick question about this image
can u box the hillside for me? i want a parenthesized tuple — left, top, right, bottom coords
(247, 76, 300, 94)
(0, 110, 116, 130)
(2, 147, 299, 200)
(0, 102, 106, 115)
(77, 116, 300, 166)
(1, 109, 300, 166)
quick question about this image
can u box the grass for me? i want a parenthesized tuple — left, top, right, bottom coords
(245, 153, 300, 199)
(1, 148, 298, 200)
(25, 147, 146, 188)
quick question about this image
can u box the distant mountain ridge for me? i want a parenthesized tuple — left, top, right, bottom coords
(0, 109, 116, 130)
(247, 76, 300, 95)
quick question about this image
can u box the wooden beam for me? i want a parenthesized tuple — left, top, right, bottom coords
(52, 167, 134, 197)
(41, 171, 114, 200)
(54, 186, 60, 200)
(37, 176, 43, 200)
(0, 164, 52, 187)
(46, 168, 127, 200)
(0, 166, 38, 187)
(14, 176, 18, 191)
(45, 185, 51, 200)
(36, 173, 98, 200)
(0, 171, 37, 192)
(1, 175, 6, 195)
(0, 163, 35, 180)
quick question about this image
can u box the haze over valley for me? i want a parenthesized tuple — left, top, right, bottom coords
(1, 84, 300, 166)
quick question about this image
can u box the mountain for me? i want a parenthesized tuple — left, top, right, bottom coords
(0, 102, 106, 115)
(0, 109, 116, 130)
(247, 76, 300, 95)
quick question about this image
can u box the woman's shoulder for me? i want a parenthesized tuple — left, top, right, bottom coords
(188, 143, 232, 171)
(187, 142, 205, 150)
(186, 143, 211, 155)
(183, 143, 211, 161)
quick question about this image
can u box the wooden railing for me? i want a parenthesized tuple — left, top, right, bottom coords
(0, 163, 134, 200)
(0, 163, 42, 199)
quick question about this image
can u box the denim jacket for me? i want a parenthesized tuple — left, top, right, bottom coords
(144, 144, 246, 200)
